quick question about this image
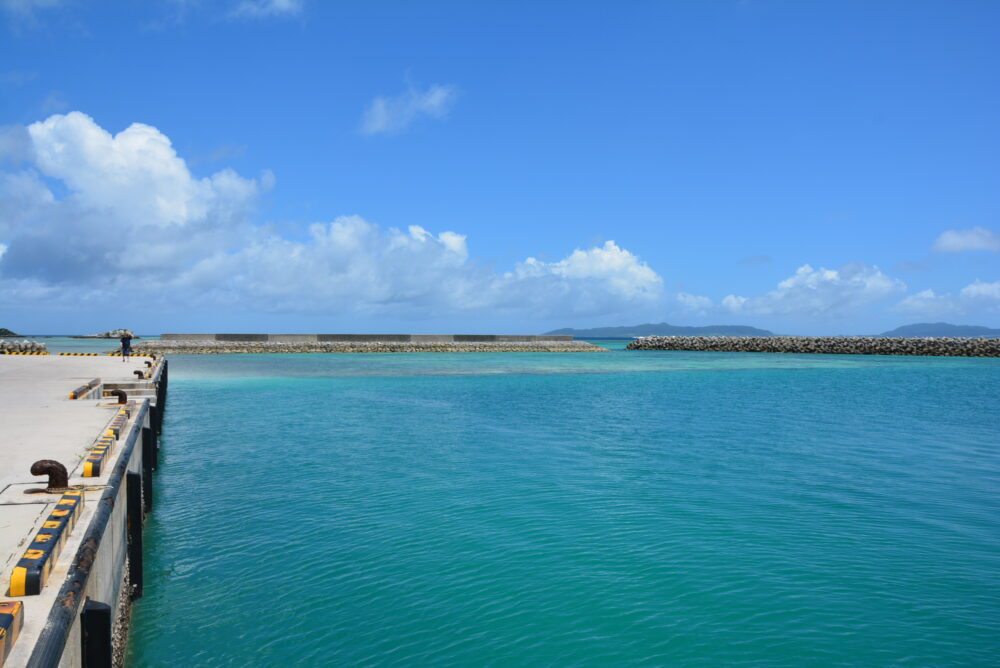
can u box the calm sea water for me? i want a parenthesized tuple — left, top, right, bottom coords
(23, 335, 161, 354)
(127, 349, 1000, 666)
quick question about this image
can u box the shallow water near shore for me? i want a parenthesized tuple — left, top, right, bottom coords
(128, 350, 1000, 666)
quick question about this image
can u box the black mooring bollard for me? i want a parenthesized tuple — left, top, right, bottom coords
(30, 459, 68, 490)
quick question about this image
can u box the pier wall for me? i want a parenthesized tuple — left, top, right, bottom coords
(42, 405, 146, 668)
(627, 336, 1000, 357)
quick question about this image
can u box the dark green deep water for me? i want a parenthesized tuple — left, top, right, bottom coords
(127, 350, 1000, 666)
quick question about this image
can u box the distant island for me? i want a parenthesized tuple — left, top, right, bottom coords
(545, 322, 775, 338)
(0, 328, 19, 337)
(878, 322, 1000, 338)
(548, 321, 1000, 339)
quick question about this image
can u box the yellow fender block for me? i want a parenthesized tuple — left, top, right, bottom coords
(0, 600, 25, 665)
(9, 491, 84, 596)
(68, 378, 100, 400)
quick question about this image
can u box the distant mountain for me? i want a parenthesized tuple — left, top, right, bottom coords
(0, 327, 19, 337)
(545, 322, 775, 338)
(878, 322, 1000, 338)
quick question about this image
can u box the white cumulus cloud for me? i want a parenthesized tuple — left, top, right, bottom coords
(499, 241, 664, 317)
(166, 223, 661, 319)
(0, 112, 264, 284)
(361, 84, 458, 136)
(511, 241, 661, 298)
(895, 280, 1000, 316)
(960, 279, 1000, 301)
(722, 263, 905, 317)
(0, 111, 663, 323)
(933, 227, 1000, 253)
(893, 289, 963, 316)
(27, 112, 259, 229)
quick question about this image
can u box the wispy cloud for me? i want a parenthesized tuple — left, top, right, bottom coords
(0, 70, 38, 85)
(360, 83, 458, 136)
(187, 143, 249, 167)
(933, 226, 1000, 253)
(1, 0, 60, 17)
(673, 292, 713, 315)
(231, 0, 303, 19)
(892, 259, 931, 273)
(39, 90, 69, 115)
(737, 254, 771, 266)
(0, 125, 34, 165)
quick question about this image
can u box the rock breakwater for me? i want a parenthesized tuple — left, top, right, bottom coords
(135, 340, 606, 354)
(0, 339, 47, 353)
(626, 336, 1000, 357)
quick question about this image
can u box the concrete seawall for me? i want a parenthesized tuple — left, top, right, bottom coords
(0, 355, 169, 666)
(626, 335, 1000, 357)
(160, 333, 573, 342)
(142, 334, 604, 354)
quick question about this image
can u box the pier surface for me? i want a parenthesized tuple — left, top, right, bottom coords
(0, 354, 165, 665)
(0, 357, 137, 490)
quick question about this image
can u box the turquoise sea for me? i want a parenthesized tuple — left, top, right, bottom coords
(121, 347, 999, 666)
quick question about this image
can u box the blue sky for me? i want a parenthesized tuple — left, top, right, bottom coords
(1, 0, 997, 335)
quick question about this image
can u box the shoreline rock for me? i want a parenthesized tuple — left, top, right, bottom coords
(626, 335, 1000, 357)
(72, 328, 137, 339)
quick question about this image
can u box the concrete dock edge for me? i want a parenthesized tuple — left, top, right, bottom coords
(0, 355, 170, 667)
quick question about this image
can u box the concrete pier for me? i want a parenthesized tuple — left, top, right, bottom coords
(0, 354, 168, 666)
